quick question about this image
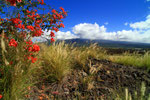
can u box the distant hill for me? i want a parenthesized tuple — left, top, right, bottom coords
(57, 39, 150, 49)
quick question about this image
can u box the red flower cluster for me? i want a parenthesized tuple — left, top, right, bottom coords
(52, 27, 59, 32)
(60, 7, 67, 15)
(9, 39, 18, 47)
(25, 10, 44, 37)
(6, 0, 22, 6)
(32, 44, 40, 52)
(27, 25, 34, 31)
(27, 56, 37, 63)
(24, 40, 40, 63)
(0, 94, 2, 99)
(25, 40, 40, 52)
(37, 0, 44, 5)
(11, 18, 24, 29)
(50, 31, 55, 37)
(59, 23, 65, 28)
(50, 31, 55, 42)
(51, 38, 55, 42)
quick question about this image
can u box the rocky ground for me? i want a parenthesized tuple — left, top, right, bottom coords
(26, 57, 150, 100)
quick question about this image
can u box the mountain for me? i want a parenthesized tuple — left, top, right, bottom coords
(59, 39, 150, 49)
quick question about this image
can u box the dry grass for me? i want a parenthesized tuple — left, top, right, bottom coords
(1, 40, 150, 99)
(37, 42, 73, 82)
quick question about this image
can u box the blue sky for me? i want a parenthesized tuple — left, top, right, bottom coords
(40, 0, 150, 43)
(44, 0, 149, 31)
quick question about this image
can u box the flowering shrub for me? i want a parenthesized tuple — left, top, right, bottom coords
(0, 0, 67, 63)
(0, 0, 67, 99)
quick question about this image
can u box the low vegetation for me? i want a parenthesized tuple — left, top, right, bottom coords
(1, 41, 150, 99)
(109, 52, 150, 70)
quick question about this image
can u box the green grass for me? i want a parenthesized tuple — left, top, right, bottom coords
(109, 52, 150, 70)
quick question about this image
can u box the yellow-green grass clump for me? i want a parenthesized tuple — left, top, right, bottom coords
(109, 52, 150, 70)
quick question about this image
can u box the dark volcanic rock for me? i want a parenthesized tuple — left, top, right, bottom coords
(28, 59, 150, 100)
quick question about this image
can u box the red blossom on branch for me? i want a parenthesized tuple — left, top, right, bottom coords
(51, 38, 55, 42)
(32, 44, 40, 52)
(50, 31, 55, 37)
(0, 94, 2, 99)
(9, 39, 18, 47)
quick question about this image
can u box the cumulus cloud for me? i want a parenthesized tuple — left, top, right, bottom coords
(72, 23, 150, 43)
(73, 23, 107, 39)
(130, 15, 150, 29)
(40, 15, 150, 43)
(55, 31, 79, 40)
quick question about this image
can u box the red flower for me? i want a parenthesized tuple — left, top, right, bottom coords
(28, 46, 32, 52)
(41, 0, 44, 4)
(31, 57, 37, 63)
(56, 13, 60, 18)
(32, 28, 43, 37)
(6, 0, 21, 6)
(11, 18, 21, 24)
(6, 0, 16, 6)
(32, 44, 40, 52)
(52, 9, 56, 14)
(0, 94, 2, 99)
(34, 9, 37, 12)
(27, 56, 37, 63)
(15, 24, 22, 28)
(59, 14, 64, 19)
(27, 25, 34, 31)
(9, 39, 18, 47)
(60, 7, 65, 12)
(60, 23, 65, 28)
(26, 40, 33, 45)
(22, 25, 25, 29)
(26, 10, 31, 14)
(52, 27, 59, 32)
(9, 61, 13, 65)
(50, 31, 55, 37)
(51, 38, 55, 42)
(63, 11, 67, 15)
(53, 15, 56, 19)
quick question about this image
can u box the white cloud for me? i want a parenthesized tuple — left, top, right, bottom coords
(55, 31, 79, 40)
(129, 15, 150, 29)
(72, 23, 150, 43)
(40, 15, 150, 43)
(73, 23, 106, 39)
(42, 30, 78, 40)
